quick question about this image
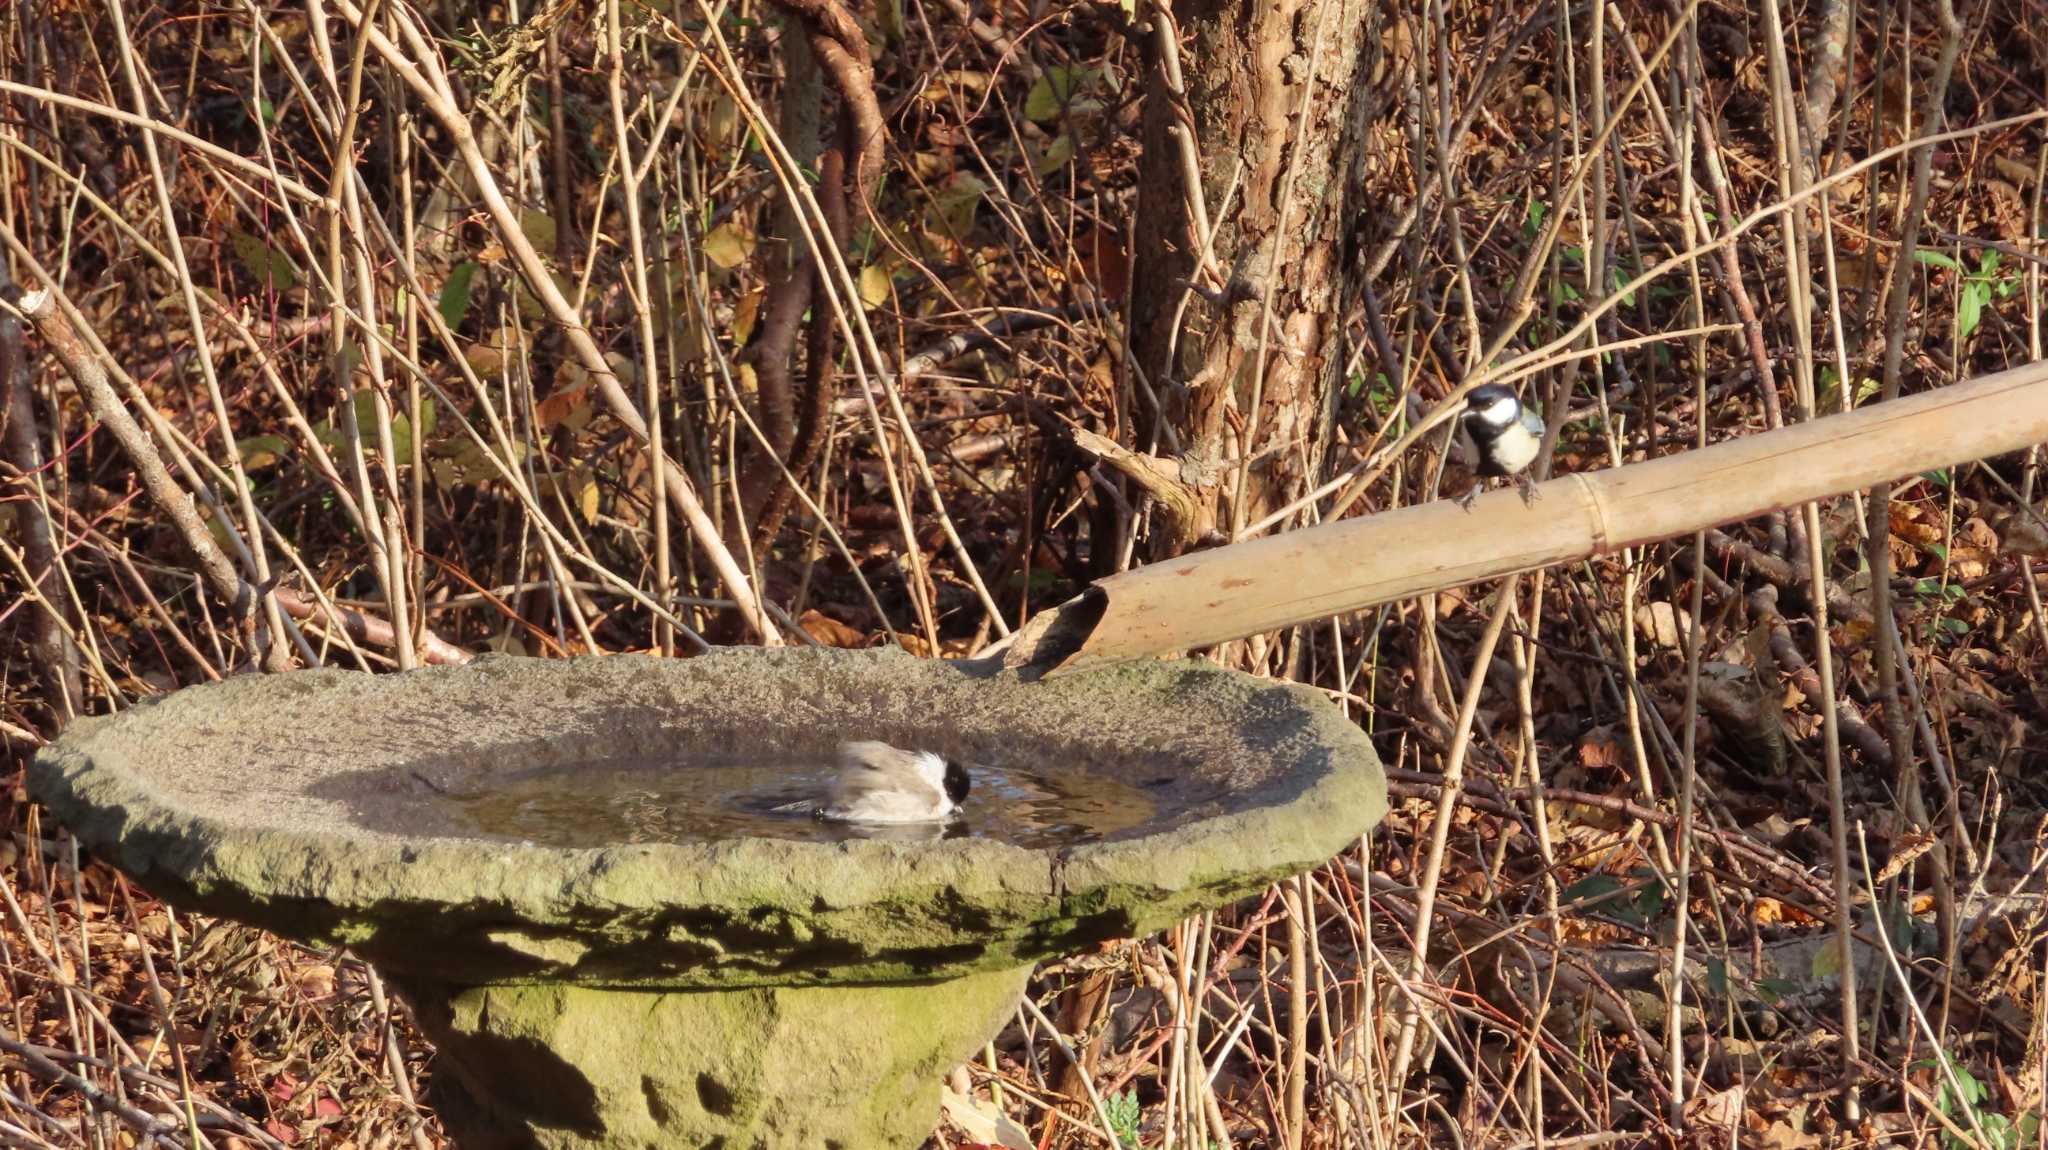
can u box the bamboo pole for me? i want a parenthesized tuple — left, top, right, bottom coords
(995, 358, 2048, 676)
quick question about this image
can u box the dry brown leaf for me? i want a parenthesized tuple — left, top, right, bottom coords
(731, 287, 764, 346)
(295, 964, 336, 998)
(796, 610, 866, 649)
(1685, 1083, 1745, 1127)
(536, 381, 593, 430)
(1759, 1118, 1824, 1150)
(1992, 153, 2038, 188)
(1999, 509, 2048, 558)
(1887, 505, 1944, 548)
(1577, 725, 1626, 772)
(1948, 545, 1992, 580)
(1079, 223, 1129, 302)
(1635, 600, 1691, 649)
(1876, 830, 1935, 884)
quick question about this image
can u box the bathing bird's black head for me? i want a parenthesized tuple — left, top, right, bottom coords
(942, 759, 971, 805)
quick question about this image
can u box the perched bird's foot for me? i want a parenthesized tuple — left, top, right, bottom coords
(1517, 473, 1541, 506)
(1456, 485, 1480, 512)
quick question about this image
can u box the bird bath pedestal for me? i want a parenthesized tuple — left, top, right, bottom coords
(31, 648, 1386, 1149)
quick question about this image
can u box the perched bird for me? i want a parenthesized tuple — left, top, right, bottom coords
(1454, 384, 1546, 508)
(816, 740, 970, 825)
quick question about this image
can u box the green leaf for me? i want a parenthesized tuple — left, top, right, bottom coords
(1953, 1063, 1986, 1106)
(1705, 957, 1730, 996)
(237, 434, 291, 470)
(1914, 249, 1961, 270)
(875, 0, 905, 43)
(1810, 935, 1844, 979)
(1104, 1089, 1140, 1147)
(230, 230, 300, 291)
(1367, 373, 1395, 415)
(430, 435, 528, 486)
(1629, 875, 1668, 925)
(518, 209, 559, 256)
(1024, 75, 1059, 122)
(514, 267, 583, 321)
(314, 390, 435, 465)
(1958, 283, 1986, 342)
(1754, 976, 1799, 1002)
(702, 222, 755, 269)
(1610, 268, 1636, 307)
(356, 390, 409, 460)
(439, 261, 479, 330)
(1560, 874, 1625, 908)
(1032, 133, 1076, 176)
(1882, 901, 1924, 955)
(1024, 66, 1092, 123)
(1003, 567, 1063, 592)
(929, 173, 989, 238)
(857, 263, 891, 309)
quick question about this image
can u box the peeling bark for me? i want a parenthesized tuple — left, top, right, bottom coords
(1127, 0, 1374, 553)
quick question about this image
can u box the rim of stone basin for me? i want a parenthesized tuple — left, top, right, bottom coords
(30, 647, 1386, 990)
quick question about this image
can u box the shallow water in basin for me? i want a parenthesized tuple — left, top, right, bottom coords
(439, 755, 1169, 848)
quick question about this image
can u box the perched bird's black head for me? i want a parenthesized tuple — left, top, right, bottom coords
(1460, 384, 1525, 433)
(942, 760, 971, 804)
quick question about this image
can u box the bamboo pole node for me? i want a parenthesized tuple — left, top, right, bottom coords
(1572, 471, 1614, 552)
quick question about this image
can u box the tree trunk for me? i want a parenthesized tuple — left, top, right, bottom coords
(1124, 0, 1375, 554)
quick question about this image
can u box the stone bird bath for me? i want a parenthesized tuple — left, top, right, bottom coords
(30, 647, 1386, 1149)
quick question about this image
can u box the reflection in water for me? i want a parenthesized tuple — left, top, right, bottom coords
(443, 755, 1164, 849)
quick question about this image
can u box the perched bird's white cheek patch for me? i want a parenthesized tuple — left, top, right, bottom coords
(1476, 397, 1522, 426)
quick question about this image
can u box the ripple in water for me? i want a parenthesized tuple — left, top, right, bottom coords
(442, 755, 1166, 848)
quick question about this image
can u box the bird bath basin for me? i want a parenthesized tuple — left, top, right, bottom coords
(30, 647, 1386, 1149)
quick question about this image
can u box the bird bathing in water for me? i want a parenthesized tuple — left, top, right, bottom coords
(815, 740, 971, 824)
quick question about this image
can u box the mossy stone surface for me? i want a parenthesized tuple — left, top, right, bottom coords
(397, 964, 1034, 1150)
(30, 647, 1387, 988)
